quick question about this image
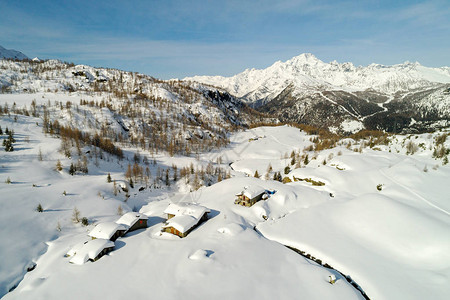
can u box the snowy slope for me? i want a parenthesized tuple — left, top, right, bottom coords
(0, 58, 273, 157)
(0, 119, 364, 299)
(0, 45, 28, 60)
(1, 120, 449, 299)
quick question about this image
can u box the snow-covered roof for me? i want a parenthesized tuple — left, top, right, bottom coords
(164, 203, 210, 220)
(66, 241, 86, 258)
(68, 239, 115, 265)
(237, 186, 266, 199)
(162, 215, 198, 234)
(116, 212, 148, 227)
(88, 222, 127, 240)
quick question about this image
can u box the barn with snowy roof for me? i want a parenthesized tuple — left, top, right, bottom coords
(162, 203, 210, 238)
(235, 185, 267, 207)
(116, 212, 148, 233)
(89, 222, 127, 241)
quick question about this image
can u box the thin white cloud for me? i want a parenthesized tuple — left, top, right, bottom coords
(387, 0, 450, 28)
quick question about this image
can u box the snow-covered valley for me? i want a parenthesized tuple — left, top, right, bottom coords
(0, 54, 449, 300)
(1, 105, 449, 299)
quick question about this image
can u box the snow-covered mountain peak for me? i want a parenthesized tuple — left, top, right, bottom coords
(286, 53, 322, 65)
(185, 53, 450, 102)
(0, 45, 28, 60)
(402, 60, 421, 67)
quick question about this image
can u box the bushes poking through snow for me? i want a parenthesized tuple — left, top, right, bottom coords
(72, 207, 81, 224)
(117, 205, 123, 216)
(406, 140, 419, 155)
(282, 177, 292, 184)
(70, 208, 88, 226)
(55, 159, 63, 171)
(38, 147, 44, 161)
(431, 134, 449, 164)
(377, 184, 383, 191)
(113, 180, 119, 196)
(293, 176, 325, 186)
(432, 144, 449, 159)
(435, 133, 448, 145)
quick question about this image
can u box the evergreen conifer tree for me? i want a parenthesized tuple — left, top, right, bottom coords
(165, 169, 170, 186)
(69, 163, 75, 175)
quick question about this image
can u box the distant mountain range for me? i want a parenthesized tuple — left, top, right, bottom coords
(0, 45, 28, 60)
(186, 53, 450, 133)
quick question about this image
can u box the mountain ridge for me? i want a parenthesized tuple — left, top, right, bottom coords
(0, 58, 272, 157)
(0, 45, 29, 60)
(185, 53, 450, 133)
(185, 53, 450, 102)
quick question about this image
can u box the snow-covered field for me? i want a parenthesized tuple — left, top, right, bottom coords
(1, 109, 449, 299)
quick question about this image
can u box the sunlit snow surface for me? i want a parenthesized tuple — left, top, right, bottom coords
(1, 109, 449, 299)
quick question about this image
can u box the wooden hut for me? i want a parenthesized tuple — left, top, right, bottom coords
(162, 203, 210, 238)
(67, 238, 115, 265)
(89, 222, 127, 241)
(235, 186, 267, 207)
(116, 212, 148, 233)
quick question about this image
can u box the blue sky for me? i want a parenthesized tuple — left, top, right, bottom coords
(1, 0, 449, 79)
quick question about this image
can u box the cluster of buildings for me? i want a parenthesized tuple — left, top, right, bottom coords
(67, 185, 268, 265)
(67, 212, 148, 265)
